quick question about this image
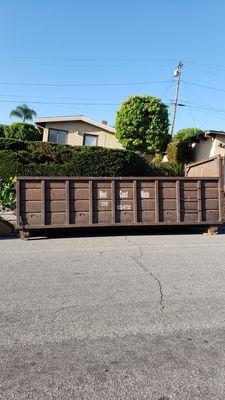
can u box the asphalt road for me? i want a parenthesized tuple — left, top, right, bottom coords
(1, 231, 225, 399)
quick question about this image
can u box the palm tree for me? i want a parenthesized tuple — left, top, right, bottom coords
(10, 104, 37, 123)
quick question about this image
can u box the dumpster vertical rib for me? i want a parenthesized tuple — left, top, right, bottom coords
(218, 155, 223, 221)
(41, 179, 46, 225)
(66, 180, 70, 225)
(197, 180, 202, 222)
(155, 180, 159, 223)
(176, 180, 181, 222)
(111, 180, 116, 223)
(133, 180, 138, 223)
(16, 179, 21, 226)
(89, 180, 93, 224)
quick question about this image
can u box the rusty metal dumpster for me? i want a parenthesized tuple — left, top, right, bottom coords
(16, 176, 224, 238)
(185, 155, 225, 189)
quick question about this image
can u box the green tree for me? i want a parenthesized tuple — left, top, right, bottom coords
(3, 123, 41, 141)
(115, 95, 170, 153)
(9, 104, 37, 122)
(174, 128, 203, 142)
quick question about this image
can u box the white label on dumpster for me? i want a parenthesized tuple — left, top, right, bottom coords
(100, 201, 109, 207)
(119, 190, 128, 198)
(141, 190, 150, 198)
(117, 204, 131, 211)
(99, 191, 108, 199)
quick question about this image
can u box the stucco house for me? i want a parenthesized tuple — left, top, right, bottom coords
(192, 130, 225, 162)
(35, 115, 122, 149)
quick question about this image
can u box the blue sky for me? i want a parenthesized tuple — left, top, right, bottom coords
(1, 0, 225, 133)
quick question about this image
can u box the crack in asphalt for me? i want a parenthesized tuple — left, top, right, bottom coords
(125, 236, 165, 312)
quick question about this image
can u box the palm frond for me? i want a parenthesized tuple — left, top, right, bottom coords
(9, 104, 37, 122)
(9, 109, 23, 118)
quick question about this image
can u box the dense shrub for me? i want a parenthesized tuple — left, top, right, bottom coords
(2, 123, 41, 141)
(0, 125, 6, 138)
(0, 177, 16, 208)
(0, 139, 168, 180)
(167, 140, 193, 164)
(0, 138, 27, 151)
(1, 140, 188, 206)
(151, 153, 164, 165)
(163, 162, 184, 176)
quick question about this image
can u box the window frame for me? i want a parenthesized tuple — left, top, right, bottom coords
(83, 133, 98, 147)
(48, 128, 68, 144)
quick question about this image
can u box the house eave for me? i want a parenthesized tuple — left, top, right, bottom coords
(205, 130, 225, 138)
(35, 115, 116, 134)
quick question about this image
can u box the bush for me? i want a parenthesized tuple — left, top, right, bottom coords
(3, 123, 41, 141)
(0, 139, 166, 179)
(167, 140, 193, 164)
(1, 140, 188, 206)
(0, 140, 169, 206)
(151, 153, 164, 165)
(163, 162, 184, 176)
(0, 125, 6, 138)
(0, 137, 28, 151)
(0, 177, 16, 208)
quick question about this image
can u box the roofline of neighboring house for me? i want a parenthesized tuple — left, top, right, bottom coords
(205, 130, 225, 138)
(35, 115, 116, 134)
(187, 130, 225, 144)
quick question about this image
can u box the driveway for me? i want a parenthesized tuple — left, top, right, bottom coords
(1, 232, 225, 399)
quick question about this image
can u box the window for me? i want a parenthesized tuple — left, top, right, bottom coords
(48, 128, 68, 144)
(83, 134, 98, 147)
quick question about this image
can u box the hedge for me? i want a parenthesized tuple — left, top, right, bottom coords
(0, 139, 167, 180)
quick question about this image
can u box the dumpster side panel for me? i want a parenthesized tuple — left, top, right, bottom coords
(16, 176, 223, 230)
(185, 157, 220, 178)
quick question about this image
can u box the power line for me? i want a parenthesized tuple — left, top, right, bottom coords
(184, 60, 225, 74)
(180, 101, 225, 114)
(0, 99, 119, 106)
(182, 82, 198, 126)
(182, 80, 225, 94)
(168, 99, 225, 114)
(0, 55, 177, 65)
(188, 107, 225, 122)
(159, 81, 175, 99)
(1, 97, 225, 113)
(0, 94, 118, 101)
(0, 80, 172, 87)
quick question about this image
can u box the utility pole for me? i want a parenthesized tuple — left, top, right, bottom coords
(170, 61, 183, 136)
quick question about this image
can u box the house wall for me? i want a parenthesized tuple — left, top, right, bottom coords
(193, 136, 225, 161)
(193, 138, 213, 161)
(42, 121, 123, 149)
